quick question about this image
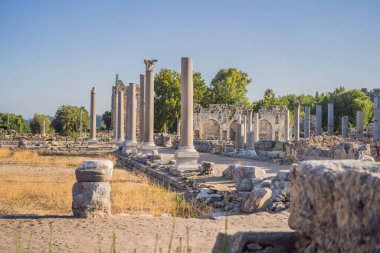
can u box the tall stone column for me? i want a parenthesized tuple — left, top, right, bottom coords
(243, 114, 247, 144)
(89, 87, 97, 144)
(284, 109, 290, 141)
(112, 74, 119, 140)
(117, 90, 125, 144)
(315, 105, 322, 136)
(124, 83, 138, 154)
(294, 103, 300, 141)
(142, 59, 158, 154)
(236, 123, 245, 149)
(328, 103, 334, 136)
(139, 74, 145, 147)
(373, 89, 380, 140)
(253, 112, 259, 143)
(41, 120, 46, 137)
(177, 118, 181, 135)
(175, 57, 199, 172)
(356, 111, 364, 139)
(304, 106, 311, 138)
(342, 116, 349, 138)
(247, 110, 253, 133)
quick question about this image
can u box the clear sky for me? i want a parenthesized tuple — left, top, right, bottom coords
(0, 0, 379, 119)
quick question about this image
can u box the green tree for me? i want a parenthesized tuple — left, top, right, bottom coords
(51, 105, 89, 137)
(193, 72, 209, 107)
(0, 113, 30, 133)
(154, 69, 181, 133)
(209, 68, 251, 106)
(102, 111, 112, 130)
(30, 114, 53, 134)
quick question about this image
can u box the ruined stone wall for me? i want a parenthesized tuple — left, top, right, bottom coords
(194, 104, 289, 141)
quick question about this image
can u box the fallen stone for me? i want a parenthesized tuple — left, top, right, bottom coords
(241, 187, 273, 213)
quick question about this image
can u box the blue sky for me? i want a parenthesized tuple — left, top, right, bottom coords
(0, 0, 379, 118)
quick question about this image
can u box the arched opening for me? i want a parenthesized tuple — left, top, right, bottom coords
(201, 119, 220, 140)
(259, 120, 273, 140)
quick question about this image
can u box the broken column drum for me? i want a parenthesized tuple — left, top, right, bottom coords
(89, 87, 97, 143)
(174, 57, 199, 172)
(72, 160, 113, 218)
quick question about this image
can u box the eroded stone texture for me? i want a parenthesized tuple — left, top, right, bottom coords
(75, 160, 113, 182)
(241, 187, 273, 213)
(289, 160, 380, 253)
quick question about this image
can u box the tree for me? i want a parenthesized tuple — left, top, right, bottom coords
(193, 72, 209, 107)
(209, 68, 251, 106)
(264, 89, 275, 100)
(102, 111, 112, 130)
(154, 69, 181, 133)
(30, 114, 53, 134)
(0, 113, 30, 133)
(51, 105, 89, 137)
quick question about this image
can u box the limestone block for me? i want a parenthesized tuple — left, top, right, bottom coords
(75, 160, 113, 182)
(72, 182, 111, 218)
(289, 160, 380, 253)
(240, 187, 273, 213)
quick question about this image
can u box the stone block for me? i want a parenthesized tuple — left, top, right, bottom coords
(75, 160, 113, 182)
(240, 187, 273, 213)
(289, 160, 380, 253)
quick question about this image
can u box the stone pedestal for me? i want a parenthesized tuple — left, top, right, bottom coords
(253, 113, 259, 143)
(72, 160, 113, 218)
(138, 74, 145, 149)
(117, 90, 125, 145)
(246, 131, 255, 150)
(315, 105, 322, 136)
(175, 57, 199, 173)
(141, 59, 158, 154)
(88, 87, 97, 144)
(294, 103, 300, 141)
(356, 111, 364, 138)
(284, 109, 290, 141)
(342, 116, 349, 138)
(124, 83, 138, 154)
(304, 106, 310, 139)
(328, 103, 334, 136)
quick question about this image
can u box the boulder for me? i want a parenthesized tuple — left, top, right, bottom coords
(199, 161, 214, 175)
(289, 160, 380, 253)
(72, 182, 111, 218)
(75, 160, 114, 182)
(241, 187, 273, 213)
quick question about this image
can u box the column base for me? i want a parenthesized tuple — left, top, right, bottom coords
(123, 140, 138, 154)
(140, 142, 158, 155)
(174, 146, 199, 174)
(88, 139, 98, 145)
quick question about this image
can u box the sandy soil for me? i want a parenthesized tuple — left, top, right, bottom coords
(0, 212, 291, 253)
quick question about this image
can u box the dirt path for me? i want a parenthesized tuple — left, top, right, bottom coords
(0, 212, 291, 253)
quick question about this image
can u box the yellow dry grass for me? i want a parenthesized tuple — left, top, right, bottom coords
(0, 148, 195, 217)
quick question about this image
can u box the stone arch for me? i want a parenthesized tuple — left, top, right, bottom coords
(259, 119, 273, 140)
(201, 119, 220, 140)
(229, 120, 237, 141)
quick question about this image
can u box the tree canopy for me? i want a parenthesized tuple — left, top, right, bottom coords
(51, 105, 89, 137)
(0, 113, 29, 133)
(30, 114, 53, 134)
(102, 111, 112, 130)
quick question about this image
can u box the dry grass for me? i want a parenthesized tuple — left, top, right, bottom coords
(0, 148, 196, 217)
(0, 148, 116, 168)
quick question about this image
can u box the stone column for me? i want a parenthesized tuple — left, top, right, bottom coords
(315, 105, 322, 136)
(356, 111, 364, 139)
(247, 110, 253, 133)
(177, 118, 181, 135)
(373, 89, 380, 140)
(124, 83, 138, 154)
(243, 114, 247, 144)
(236, 123, 245, 149)
(328, 103, 334, 136)
(284, 109, 290, 141)
(41, 120, 46, 137)
(253, 112, 259, 143)
(175, 57, 199, 173)
(112, 88, 119, 141)
(294, 103, 300, 141)
(246, 132, 255, 150)
(342, 116, 349, 138)
(141, 59, 158, 153)
(139, 74, 145, 147)
(304, 106, 311, 139)
(117, 90, 125, 144)
(89, 87, 97, 144)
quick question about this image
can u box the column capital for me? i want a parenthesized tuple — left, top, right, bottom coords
(91, 87, 96, 93)
(294, 102, 300, 108)
(144, 59, 158, 71)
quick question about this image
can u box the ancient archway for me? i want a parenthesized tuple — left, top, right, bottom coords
(259, 119, 272, 140)
(201, 119, 220, 140)
(229, 120, 237, 141)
